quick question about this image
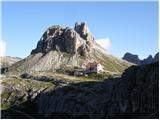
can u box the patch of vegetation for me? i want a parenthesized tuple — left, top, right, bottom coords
(86, 72, 111, 80)
(1, 76, 54, 110)
(92, 49, 131, 74)
(62, 52, 73, 58)
(56, 67, 84, 75)
(1, 103, 11, 110)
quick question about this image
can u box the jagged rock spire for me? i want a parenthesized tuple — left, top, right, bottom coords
(31, 22, 93, 55)
(74, 22, 94, 42)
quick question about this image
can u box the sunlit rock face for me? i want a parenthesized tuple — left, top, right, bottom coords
(74, 22, 94, 42)
(7, 22, 131, 73)
(31, 22, 94, 55)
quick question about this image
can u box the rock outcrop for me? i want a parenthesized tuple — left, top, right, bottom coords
(2, 61, 158, 119)
(122, 52, 159, 65)
(34, 62, 159, 119)
(141, 55, 154, 65)
(154, 52, 159, 62)
(122, 52, 140, 65)
(7, 22, 131, 74)
(74, 22, 94, 42)
(31, 23, 93, 55)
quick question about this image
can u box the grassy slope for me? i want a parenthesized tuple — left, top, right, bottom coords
(1, 76, 54, 110)
(0, 56, 21, 68)
(91, 49, 131, 74)
(7, 47, 132, 77)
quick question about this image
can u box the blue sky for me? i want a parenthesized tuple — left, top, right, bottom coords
(2, 1, 158, 59)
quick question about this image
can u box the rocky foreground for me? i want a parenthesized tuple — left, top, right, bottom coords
(1, 61, 159, 119)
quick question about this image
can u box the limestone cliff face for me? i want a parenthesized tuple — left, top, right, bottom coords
(8, 22, 131, 73)
(74, 22, 94, 42)
(31, 23, 93, 55)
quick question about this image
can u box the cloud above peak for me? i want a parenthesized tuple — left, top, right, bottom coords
(96, 38, 112, 50)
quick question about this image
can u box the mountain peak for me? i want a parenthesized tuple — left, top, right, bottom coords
(8, 22, 131, 73)
(122, 52, 159, 65)
(31, 22, 93, 55)
(74, 22, 94, 42)
(122, 52, 140, 65)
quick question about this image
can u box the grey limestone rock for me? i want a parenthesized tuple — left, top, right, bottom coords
(35, 62, 159, 118)
(31, 23, 92, 55)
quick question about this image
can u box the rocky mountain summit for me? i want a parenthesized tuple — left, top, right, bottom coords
(1, 22, 158, 119)
(7, 22, 131, 74)
(1, 61, 159, 118)
(122, 52, 159, 65)
(31, 22, 93, 55)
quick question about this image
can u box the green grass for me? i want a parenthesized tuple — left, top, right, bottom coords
(62, 52, 73, 58)
(1, 76, 54, 110)
(92, 49, 131, 74)
(86, 72, 112, 80)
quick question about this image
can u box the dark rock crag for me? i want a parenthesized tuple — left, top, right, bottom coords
(122, 52, 159, 65)
(154, 52, 159, 62)
(2, 62, 158, 118)
(122, 52, 140, 65)
(35, 62, 159, 118)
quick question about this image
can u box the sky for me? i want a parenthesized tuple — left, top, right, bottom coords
(1, 1, 159, 59)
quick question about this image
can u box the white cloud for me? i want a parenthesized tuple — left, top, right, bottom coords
(0, 40, 6, 57)
(96, 38, 112, 50)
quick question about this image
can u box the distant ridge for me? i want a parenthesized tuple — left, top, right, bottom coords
(122, 52, 159, 65)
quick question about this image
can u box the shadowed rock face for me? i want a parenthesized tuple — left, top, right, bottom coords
(154, 52, 159, 62)
(35, 62, 159, 119)
(122, 52, 159, 65)
(141, 55, 154, 65)
(122, 52, 140, 65)
(2, 62, 158, 119)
